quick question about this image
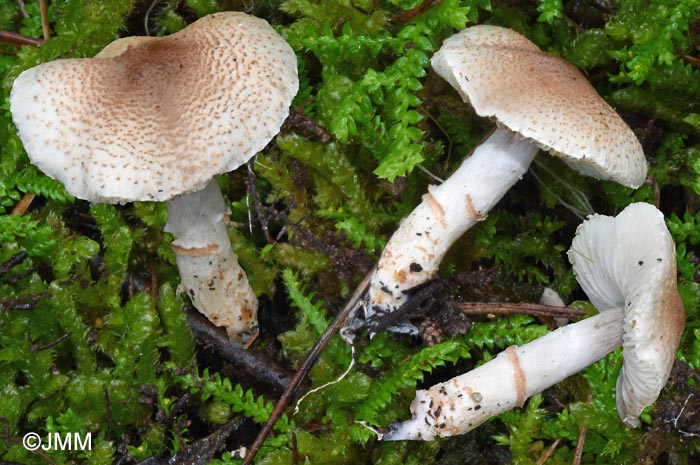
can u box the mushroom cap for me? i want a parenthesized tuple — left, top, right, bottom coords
(10, 12, 299, 203)
(431, 25, 647, 188)
(568, 202, 685, 426)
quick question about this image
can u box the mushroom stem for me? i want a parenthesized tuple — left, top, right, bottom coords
(165, 179, 258, 344)
(368, 129, 538, 320)
(383, 307, 624, 441)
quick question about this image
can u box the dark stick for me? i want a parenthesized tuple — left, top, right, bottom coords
(186, 309, 295, 394)
(451, 301, 587, 319)
(0, 291, 50, 311)
(0, 267, 33, 285)
(163, 393, 190, 430)
(241, 270, 372, 465)
(0, 252, 28, 276)
(0, 30, 44, 46)
(281, 108, 331, 143)
(246, 159, 275, 244)
(31, 332, 71, 352)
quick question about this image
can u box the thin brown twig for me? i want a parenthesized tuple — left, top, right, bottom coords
(241, 269, 372, 465)
(246, 159, 275, 243)
(394, 0, 442, 24)
(11, 193, 35, 215)
(148, 263, 158, 301)
(31, 332, 71, 352)
(451, 301, 587, 319)
(536, 438, 561, 465)
(38, 0, 50, 40)
(281, 107, 331, 143)
(572, 395, 593, 465)
(572, 423, 587, 465)
(683, 55, 700, 68)
(0, 30, 44, 46)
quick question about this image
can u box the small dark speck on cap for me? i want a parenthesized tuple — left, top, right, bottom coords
(638, 260, 644, 266)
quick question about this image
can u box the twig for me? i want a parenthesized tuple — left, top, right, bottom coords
(0, 30, 43, 46)
(0, 268, 33, 286)
(572, 423, 587, 465)
(369, 279, 445, 332)
(148, 264, 158, 301)
(11, 193, 36, 215)
(394, 0, 442, 24)
(38, 0, 50, 41)
(104, 389, 113, 437)
(241, 270, 372, 465)
(134, 417, 244, 465)
(683, 55, 700, 68)
(0, 252, 27, 276)
(290, 432, 299, 465)
(281, 108, 331, 143)
(535, 438, 561, 465)
(0, 416, 10, 451)
(451, 301, 587, 319)
(572, 395, 592, 465)
(0, 291, 50, 311)
(31, 332, 71, 352)
(246, 159, 275, 243)
(163, 393, 190, 431)
(186, 309, 295, 394)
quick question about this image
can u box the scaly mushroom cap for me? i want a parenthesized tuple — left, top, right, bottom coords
(10, 12, 298, 203)
(431, 25, 646, 188)
(568, 202, 685, 426)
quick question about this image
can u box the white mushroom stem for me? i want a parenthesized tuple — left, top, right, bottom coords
(368, 129, 538, 321)
(165, 179, 258, 343)
(383, 307, 624, 441)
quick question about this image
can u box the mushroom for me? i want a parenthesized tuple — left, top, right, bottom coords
(367, 25, 647, 326)
(383, 202, 685, 440)
(9, 12, 299, 343)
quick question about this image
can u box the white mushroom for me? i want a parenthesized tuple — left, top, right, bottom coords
(383, 203, 685, 440)
(367, 25, 647, 326)
(9, 12, 299, 343)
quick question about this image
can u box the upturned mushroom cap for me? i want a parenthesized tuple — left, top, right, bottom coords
(568, 202, 685, 426)
(431, 25, 646, 188)
(10, 12, 298, 203)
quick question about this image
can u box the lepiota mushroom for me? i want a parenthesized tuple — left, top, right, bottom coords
(383, 202, 684, 440)
(367, 25, 646, 326)
(9, 12, 299, 343)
